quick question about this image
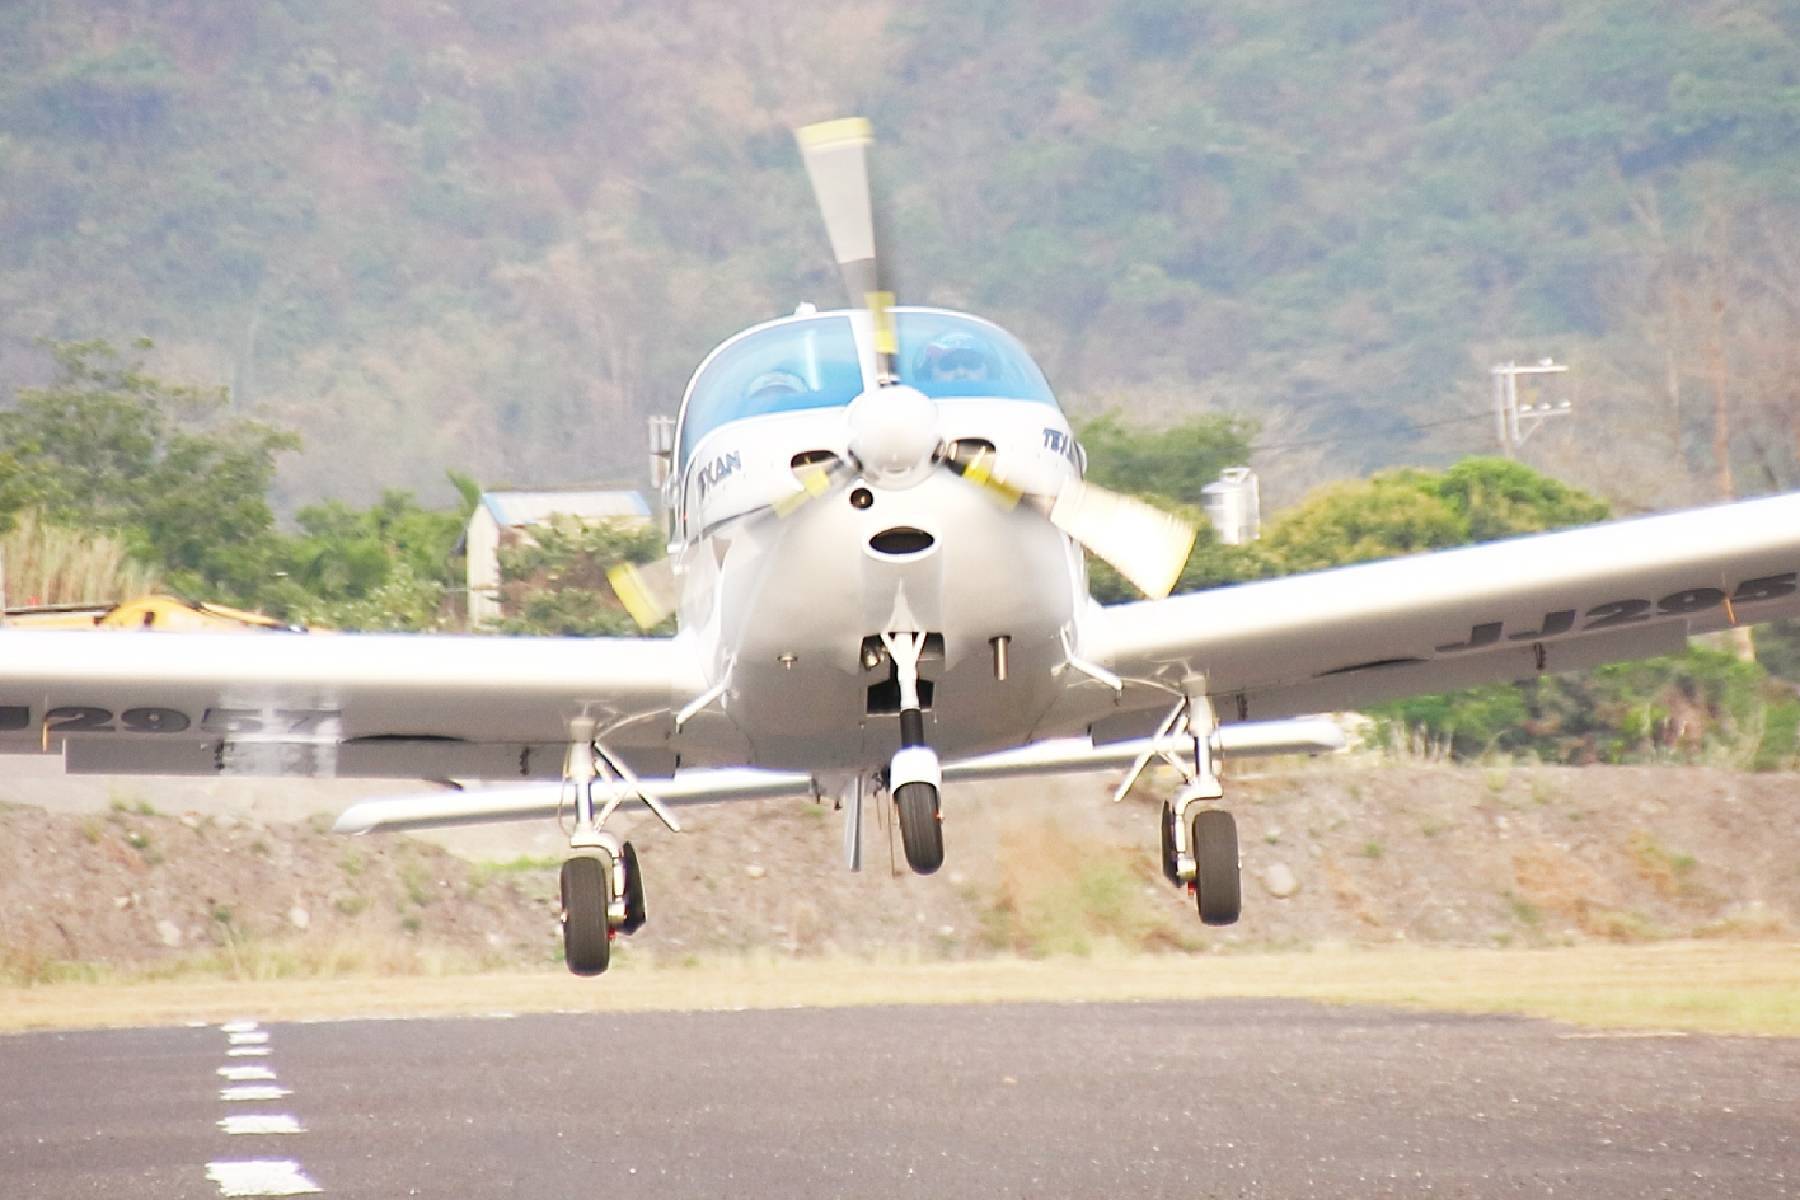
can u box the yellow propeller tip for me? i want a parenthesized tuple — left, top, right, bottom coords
(796, 117, 873, 149)
(606, 563, 671, 629)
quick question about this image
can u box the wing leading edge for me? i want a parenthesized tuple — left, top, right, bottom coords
(1081, 490, 1800, 729)
(0, 629, 708, 778)
(333, 718, 1348, 834)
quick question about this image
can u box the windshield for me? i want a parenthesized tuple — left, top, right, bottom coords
(677, 310, 1058, 466)
(895, 311, 1055, 403)
(679, 316, 863, 465)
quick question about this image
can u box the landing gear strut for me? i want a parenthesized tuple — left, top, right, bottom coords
(1136, 692, 1242, 926)
(883, 631, 943, 875)
(558, 716, 678, 975)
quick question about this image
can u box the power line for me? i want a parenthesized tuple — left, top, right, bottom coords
(1250, 410, 1493, 456)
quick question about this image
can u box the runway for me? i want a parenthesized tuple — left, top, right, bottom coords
(1, 999, 1793, 1198)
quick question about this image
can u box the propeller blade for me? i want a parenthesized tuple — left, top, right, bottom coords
(609, 460, 855, 629)
(771, 458, 847, 517)
(606, 557, 679, 629)
(796, 117, 896, 379)
(1047, 479, 1197, 600)
(941, 448, 1196, 599)
(940, 445, 1024, 508)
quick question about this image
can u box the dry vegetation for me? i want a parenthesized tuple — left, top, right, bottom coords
(0, 943, 1794, 1038)
(0, 510, 159, 606)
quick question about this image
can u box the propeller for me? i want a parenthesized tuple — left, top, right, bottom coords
(796, 115, 1197, 598)
(609, 117, 1199, 627)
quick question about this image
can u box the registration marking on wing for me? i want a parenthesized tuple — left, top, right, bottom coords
(0, 706, 342, 736)
(1435, 572, 1796, 654)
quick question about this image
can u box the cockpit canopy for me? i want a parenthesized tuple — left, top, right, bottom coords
(677, 308, 1056, 465)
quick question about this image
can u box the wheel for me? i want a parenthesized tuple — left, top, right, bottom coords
(895, 781, 944, 875)
(1190, 809, 1241, 926)
(1159, 801, 1179, 884)
(620, 841, 647, 935)
(560, 855, 612, 976)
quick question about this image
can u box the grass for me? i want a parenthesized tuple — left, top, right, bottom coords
(398, 860, 435, 908)
(981, 820, 1190, 956)
(0, 942, 1794, 1038)
(0, 508, 159, 607)
(1505, 892, 1544, 928)
(1627, 830, 1700, 898)
(470, 855, 561, 885)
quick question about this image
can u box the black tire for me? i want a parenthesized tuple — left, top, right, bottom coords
(896, 781, 944, 875)
(1191, 809, 1241, 926)
(620, 841, 647, 935)
(1159, 801, 1179, 884)
(561, 856, 612, 976)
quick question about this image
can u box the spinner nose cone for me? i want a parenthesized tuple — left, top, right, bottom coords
(846, 385, 939, 490)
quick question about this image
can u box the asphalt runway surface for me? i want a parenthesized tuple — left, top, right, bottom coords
(1, 998, 1794, 1199)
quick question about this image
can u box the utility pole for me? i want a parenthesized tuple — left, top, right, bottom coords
(1492, 359, 1571, 457)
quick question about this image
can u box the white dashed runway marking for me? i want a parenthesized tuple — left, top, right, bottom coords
(219, 1066, 279, 1082)
(204, 1160, 322, 1196)
(205, 1021, 324, 1195)
(219, 1113, 305, 1136)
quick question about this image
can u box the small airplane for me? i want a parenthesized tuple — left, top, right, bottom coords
(4, 118, 1800, 976)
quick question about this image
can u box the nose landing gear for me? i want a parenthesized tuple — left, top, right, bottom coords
(894, 778, 943, 875)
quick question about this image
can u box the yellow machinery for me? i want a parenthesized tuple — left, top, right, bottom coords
(1, 594, 300, 632)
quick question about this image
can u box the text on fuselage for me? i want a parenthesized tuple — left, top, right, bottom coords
(695, 450, 742, 499)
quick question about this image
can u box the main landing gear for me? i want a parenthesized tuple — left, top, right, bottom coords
(883, 631, 944, 875)
(559, 718, 670, 976)
(1141, 693, 1241, 926)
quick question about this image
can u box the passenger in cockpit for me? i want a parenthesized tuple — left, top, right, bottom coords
(918, 332, 994, 383)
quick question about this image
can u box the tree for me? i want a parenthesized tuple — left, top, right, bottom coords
(1254, 471, 1469, 574)
(260, 485, 471, 630)
(490, 516, 668, 636)
(0, 340, 299, 602)
(1077, 412, 1255, 508)
(1254, 457, 1610, 575)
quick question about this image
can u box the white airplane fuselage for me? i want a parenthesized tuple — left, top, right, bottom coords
(665, 308, 1097, 771)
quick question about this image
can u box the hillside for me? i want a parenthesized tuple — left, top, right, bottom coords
(2, 762, 1793, 980)
(3, 2, 1799, 512)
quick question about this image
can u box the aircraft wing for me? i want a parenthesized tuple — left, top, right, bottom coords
(0, 629, 708, 779)
(333, 719, 1348, 834)
(1077, 491, 1800, 734)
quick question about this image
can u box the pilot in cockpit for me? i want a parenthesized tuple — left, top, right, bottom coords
(918, 332, 995, 383)
(744, 368, 808, 408)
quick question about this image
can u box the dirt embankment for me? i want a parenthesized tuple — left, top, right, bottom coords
(1, 764, 1795, 978)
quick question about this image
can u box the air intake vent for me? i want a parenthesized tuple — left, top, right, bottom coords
(868, 527, 935, 556)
